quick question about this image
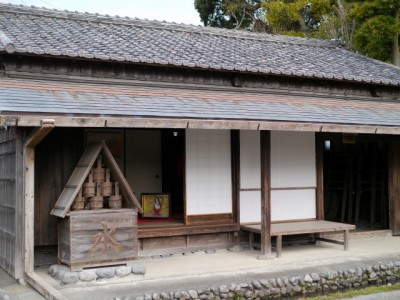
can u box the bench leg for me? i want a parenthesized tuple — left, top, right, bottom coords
(249, 232, 254, 250)
(344, 230, 349, 251)
(276, 235, 282, 257)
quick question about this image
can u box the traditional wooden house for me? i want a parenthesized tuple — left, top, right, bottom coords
(1, 3, 400, 291)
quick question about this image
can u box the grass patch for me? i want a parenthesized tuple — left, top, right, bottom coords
(300, 283, 400, 299)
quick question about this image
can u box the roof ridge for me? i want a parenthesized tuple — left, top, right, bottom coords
(0, 3, 340, 48)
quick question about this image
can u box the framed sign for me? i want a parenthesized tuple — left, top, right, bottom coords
(141, 193, 170, 218)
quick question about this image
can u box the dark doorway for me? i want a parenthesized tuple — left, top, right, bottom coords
(162, 129, 185, 220)
(323, 134, 389, 230)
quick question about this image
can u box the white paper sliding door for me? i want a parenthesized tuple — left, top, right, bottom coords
(240, 130, 261, 223)
(185, 129, 232, 215)
(271, 131, 316, 221)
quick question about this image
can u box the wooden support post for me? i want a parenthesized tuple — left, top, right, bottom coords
(344, 230, 349, 251)
(276, 235, 282, 258)
(258, 130, 273, 260)
(249, 232, 254, 250)
(24, 146, 35, 273)
(24, 122, 54, 274)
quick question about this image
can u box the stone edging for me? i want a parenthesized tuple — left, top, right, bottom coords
(48, 263, 146, 285)
(129, 260, 400, 300)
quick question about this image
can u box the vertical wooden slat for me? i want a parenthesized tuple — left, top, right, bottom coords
(259, 130, 272, 259)
(389, 138, 400, 235)
(0, 127, 18, 277)
(316, 133, 325, 220)
(14, 128, 24, 278)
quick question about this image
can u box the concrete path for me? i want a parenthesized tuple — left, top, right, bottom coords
(2, 235, 400, 299)
(348, 290, 400, 300)
(0, 268, 44, 300)
(47, 235, 400, 299)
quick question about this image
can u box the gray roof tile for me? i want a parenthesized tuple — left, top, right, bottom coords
(1, 4, 400, 86)
(1, 79, 400, 127)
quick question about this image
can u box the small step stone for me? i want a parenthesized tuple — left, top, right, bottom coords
(96, 267, 116, 278)
(60, 271, 79, 285)
(131, 263, 146, 275)
(79, 270, 97, 282)
(116, 266, 132, 277)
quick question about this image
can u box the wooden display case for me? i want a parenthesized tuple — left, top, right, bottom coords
(58, 209, 138, 271)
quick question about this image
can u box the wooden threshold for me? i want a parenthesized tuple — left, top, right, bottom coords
(24, 271, 66, 300)
(138, 223, 239, 239)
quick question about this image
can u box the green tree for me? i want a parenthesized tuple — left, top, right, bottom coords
(194, 0, 268, 31)
(348, 0, 400, 65)
(313, 0, 356, 48)
(262, 0, 334, 37)
(194, 0, 336, 36)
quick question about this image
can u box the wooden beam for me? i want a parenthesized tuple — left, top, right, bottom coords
(316, 133, 325, 220)
(258, 130, 273, 260)
(4, 114, 400, 135)
(24, 120, 55, 147)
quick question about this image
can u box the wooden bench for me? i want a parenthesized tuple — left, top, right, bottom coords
(241, 220, 355, 257)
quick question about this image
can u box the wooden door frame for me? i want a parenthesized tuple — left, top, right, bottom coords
(389, 137, 400, 235)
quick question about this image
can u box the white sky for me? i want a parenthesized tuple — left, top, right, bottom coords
(0, 0, 202, 25)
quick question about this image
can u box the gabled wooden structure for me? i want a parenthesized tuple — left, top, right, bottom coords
(51, 141, 142, 218)
(51, 141, 142, 270)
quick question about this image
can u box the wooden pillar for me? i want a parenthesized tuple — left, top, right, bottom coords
(316, 134, 325, 220)
(258, 130, 272, 259)
(231, 130, 241, 248)
(23, 146, 35, 273)
(389, 138, 400, 235)
(23, 122, 54, 274)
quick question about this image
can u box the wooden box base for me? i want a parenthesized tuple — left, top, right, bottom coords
(58, 209, 138, 271)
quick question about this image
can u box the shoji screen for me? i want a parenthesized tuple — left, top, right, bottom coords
(185, 129, 232, 215)
(240, 130, 261, 223)
(271, 131, 316, 221)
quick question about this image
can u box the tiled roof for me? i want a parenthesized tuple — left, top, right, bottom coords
(1, 78, 400, 128)
(1, 4, 400, 86)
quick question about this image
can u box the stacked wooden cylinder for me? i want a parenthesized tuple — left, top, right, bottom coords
(72, 155, 123, 211)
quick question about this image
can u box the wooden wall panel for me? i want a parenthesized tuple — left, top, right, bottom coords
(188, 232, 231, 247)
(139, 232, 233, 256)
(0, 127, 17, 277)
(142, 236, 187, 251)
(35, 128, 84, 246)
(186, 213, 233, 225)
